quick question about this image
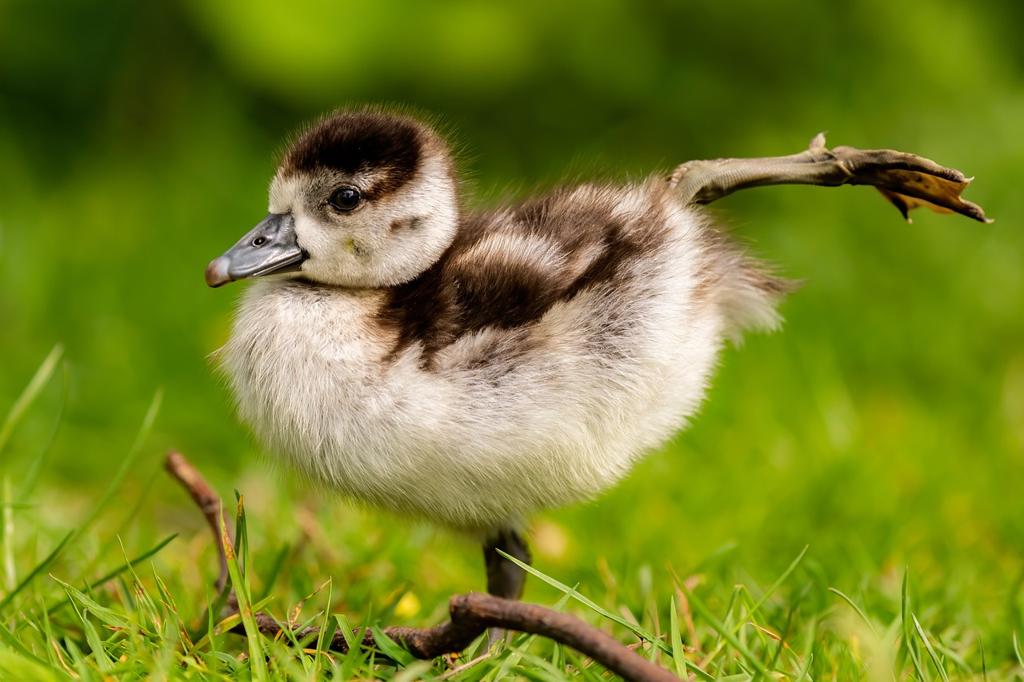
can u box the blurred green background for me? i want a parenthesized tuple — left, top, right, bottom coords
(1, 0, 1022, 664)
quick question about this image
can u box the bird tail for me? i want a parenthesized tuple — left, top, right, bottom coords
(697, 222, 797, 343)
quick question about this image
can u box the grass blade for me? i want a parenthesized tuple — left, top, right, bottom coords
(334, 613, 367, 678)
(912, 614, 948, 681)
(76, 389, 162, 537)
(255, 543, 290, 603)
(1, 478, 14, 593)
(0, 531, 72, 614)
(87, 533, 178, 592)
(221, 500, 268, 680)
(495, 549, 672, 654)
(0, 622, 52, 669)
(827, 587, 878, 636)
(0, 344, 63, 457)
(682, 584, 772, 679)
(749, 545, 809, 615)
(901, 570, 927, 681)
(52, 576, 132, 630)
(370, 625, 414, 666)
(768, 591, 801, 672)
(45, 533, 177, 615)
(668, 593, 688, 678)
(18, 361, 69, 501)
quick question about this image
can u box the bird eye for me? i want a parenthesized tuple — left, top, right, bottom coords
(251, 236, 268, 247)
(329, 186, 362, 212)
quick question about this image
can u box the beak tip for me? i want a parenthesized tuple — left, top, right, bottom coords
(205, 257, 232, 288)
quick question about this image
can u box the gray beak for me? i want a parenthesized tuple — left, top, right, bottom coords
(205, 213, 308, 288)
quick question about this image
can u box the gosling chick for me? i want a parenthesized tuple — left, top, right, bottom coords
(205, 109, 980, 600)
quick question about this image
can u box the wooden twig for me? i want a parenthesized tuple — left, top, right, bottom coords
(165, 451, 232, 592)
(164, 451, 680, 682)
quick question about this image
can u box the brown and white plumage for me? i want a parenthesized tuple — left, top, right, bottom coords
(209, 109, 788, 538)
(204, 108, 989, 602)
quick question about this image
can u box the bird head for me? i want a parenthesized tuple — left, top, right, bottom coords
(205, 110, 458, 288)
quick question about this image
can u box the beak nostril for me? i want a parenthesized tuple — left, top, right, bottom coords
(208, 212, 304, 287)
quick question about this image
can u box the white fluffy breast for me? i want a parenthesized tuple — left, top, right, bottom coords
(223, 202, 774, 534)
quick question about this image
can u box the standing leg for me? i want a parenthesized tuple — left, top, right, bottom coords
(482, 528, 531, 600)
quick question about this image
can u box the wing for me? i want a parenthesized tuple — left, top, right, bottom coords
(377, 184, 671, 365)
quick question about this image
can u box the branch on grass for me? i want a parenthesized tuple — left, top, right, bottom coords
(165, 452, 232, 592)
(164, 451, 679, 682)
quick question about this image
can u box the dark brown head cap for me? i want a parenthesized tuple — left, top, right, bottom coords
(279, 110, 444, 200)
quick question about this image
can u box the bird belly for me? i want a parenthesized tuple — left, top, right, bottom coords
(223, 228, 730, 534)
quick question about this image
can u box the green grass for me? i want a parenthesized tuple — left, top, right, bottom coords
(2, 344, 1024, 680)
(2, 1, 1024, 678)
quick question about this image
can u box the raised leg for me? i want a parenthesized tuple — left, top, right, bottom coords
(483, 529, 531, 600)
(668, 133, 990, 223)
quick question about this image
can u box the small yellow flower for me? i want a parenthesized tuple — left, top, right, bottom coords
(533, 519, 569, 560)
(394, 591, 421, 619)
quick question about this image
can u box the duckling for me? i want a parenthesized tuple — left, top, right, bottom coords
(206, 109, 987, 600)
